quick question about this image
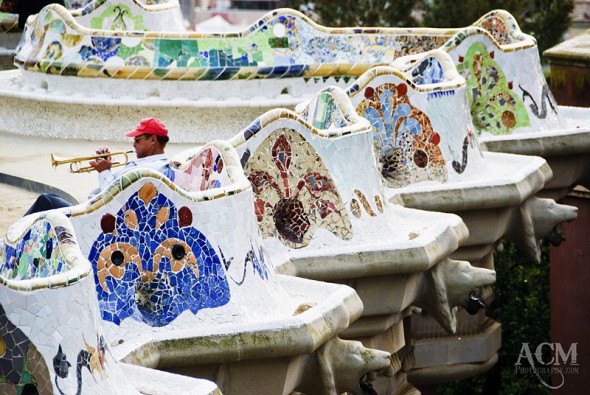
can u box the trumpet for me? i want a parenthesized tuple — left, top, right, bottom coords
(51, 150, 134, 173)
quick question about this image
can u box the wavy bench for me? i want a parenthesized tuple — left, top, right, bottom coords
(14, 5, 525, 82)
(208, 93, 497, 391)
(1, 141, 391, 395)
(0, 211, 221, 395)
(298, 49, 577, 265)
(388, 11, 590, 198)
(294, 50, 579, 386)
(7, 5, 581, 145)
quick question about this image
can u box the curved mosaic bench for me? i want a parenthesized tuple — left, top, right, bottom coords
(0, 211, 221, 395)
(445, 24, 590, 198)
(3, 140, 392, 395)
(226, 95, 496, 393)
(13, 6, 527, 83)
(13, 5, 451, 82)
(295, 50, 578, 387)
(299, 49, 577, 265)
(0, 6, 542, 142)
(391, 12, 590, 199)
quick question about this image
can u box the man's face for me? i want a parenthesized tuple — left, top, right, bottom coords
(133, 134, 155, 158)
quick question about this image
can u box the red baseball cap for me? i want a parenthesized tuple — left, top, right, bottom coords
(125, 118, 168, 137)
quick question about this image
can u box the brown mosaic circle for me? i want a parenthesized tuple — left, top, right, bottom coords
(273, 198, 310, 243)
(501, 110, 516, 128)
(397, 83, 408, 96)
(100, 214, 116, 234)
(413, 149, 428, 168)
(179, 206, 193, 227)
(364, 86, 375, 100)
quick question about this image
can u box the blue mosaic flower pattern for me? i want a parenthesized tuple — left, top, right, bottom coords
(88, 183, 231, 326)
(80, 37, 121, 62)
(356, 83, 448, 187)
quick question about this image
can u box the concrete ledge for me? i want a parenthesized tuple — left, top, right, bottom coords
(409, 353, 499, 386)
(412, 320, 501, 369)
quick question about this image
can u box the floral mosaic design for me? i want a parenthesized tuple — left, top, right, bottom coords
(88, 182, 231, 326)
(355, 82, 447, 187)
(457, 41, 530, 135)
(173, 146, 230, 192)
(0, 221, 74, 281)
(242, 129, 352, 248)
(0, 304, 52, 394)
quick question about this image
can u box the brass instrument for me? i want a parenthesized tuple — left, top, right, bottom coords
(51, 151, 134, 173)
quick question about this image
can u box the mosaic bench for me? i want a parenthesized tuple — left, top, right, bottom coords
(295, 49, 578, 386)
(384, 11, 590, 199)
(6, 5, 583, 145)
(1, 140, 392, 395)
(299, 49, 577, 266)
(219, 92, 496, 392)
(7, 5, 521, 116)
(13, 4, 524, 84)
(442, 26, 590, 199)
(0, 211, 221, 395)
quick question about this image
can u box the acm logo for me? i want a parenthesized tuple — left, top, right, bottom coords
(515, 342, 579, 389)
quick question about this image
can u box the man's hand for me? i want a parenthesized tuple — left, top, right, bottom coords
(89, 147, 113, 173)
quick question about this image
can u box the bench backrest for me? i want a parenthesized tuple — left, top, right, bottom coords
(229, 101, 389, 250)
(0, 211, 140, 394)
(298, 50, 484, 188)
(171, 143, 234, 192)
(2, 141, 282, 329)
